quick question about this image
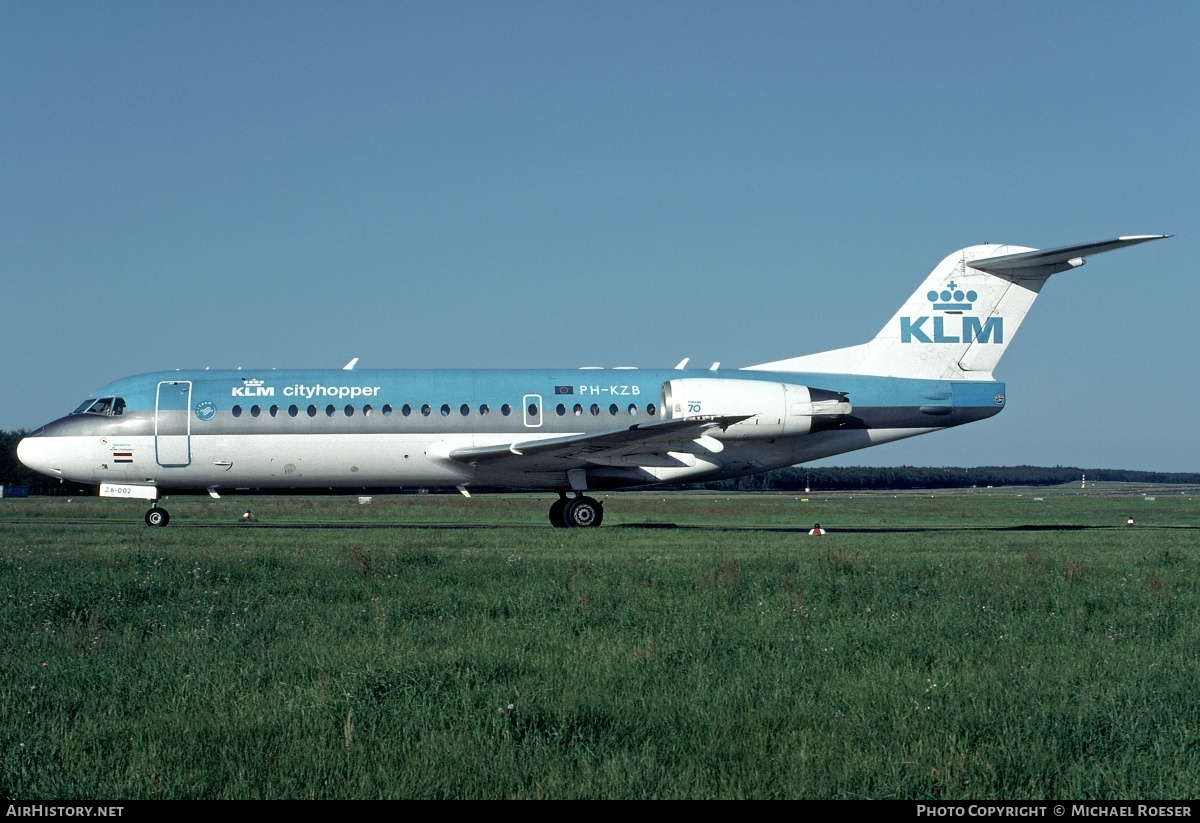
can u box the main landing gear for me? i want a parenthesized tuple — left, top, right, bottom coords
(145, 504, 170, 527)
(549, 493, 603, 528)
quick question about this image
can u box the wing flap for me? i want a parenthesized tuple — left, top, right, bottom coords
(448, 415, 749, 471)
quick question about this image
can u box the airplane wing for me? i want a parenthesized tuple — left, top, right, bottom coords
(969, 235, 1169, 276)
(448, 415, 750, 472)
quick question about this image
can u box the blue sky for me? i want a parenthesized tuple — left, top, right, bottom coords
(3, 1, 1195, 471)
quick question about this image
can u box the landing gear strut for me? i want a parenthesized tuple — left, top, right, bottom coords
(549, 493, 603, 528)
(145, 504, 170, 527)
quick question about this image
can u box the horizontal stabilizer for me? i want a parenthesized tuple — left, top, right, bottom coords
(969, 235, 1170, 276)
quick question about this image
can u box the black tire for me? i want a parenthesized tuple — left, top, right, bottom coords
(563, 496, 603, 528)
(549, 497, 569, 527)
(145, 508, 170, 527)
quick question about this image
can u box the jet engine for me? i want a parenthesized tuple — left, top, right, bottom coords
(660, 378, 851, 439)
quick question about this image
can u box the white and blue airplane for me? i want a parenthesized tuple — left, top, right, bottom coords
(18, 235, 1168, 527)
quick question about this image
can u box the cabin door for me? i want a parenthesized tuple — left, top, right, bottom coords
(155, 380, 193, 467)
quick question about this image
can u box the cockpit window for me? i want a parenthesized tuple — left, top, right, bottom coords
(73, 397, 125, 416)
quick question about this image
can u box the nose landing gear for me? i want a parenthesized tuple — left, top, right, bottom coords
(144, 505, 170, 527)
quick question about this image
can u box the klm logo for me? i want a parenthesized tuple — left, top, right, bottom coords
(901, 281, 1003, 344)
(901, 316, 1003, 344)
(232, 378, 275, 397)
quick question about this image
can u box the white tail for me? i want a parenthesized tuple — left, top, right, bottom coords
(746, 236, 1169, 380)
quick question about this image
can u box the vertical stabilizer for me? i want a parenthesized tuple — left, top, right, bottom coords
(746, 236, 1168, 380)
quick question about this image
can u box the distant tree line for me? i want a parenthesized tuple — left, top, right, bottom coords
(2, 429, 1197, 492)
(696, 464, 1200, 491)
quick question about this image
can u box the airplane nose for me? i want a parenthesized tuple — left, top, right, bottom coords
(17, 434, 60, 478)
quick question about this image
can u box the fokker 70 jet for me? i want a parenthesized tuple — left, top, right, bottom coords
(18, 235, 1168, 527)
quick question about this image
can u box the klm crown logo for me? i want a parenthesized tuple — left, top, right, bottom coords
(927, 281, 977, 311)
(901, 281, 1003, 345)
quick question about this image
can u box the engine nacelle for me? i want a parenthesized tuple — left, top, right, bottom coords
(660, 378, 851, 440)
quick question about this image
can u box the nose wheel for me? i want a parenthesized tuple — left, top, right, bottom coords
(145, 506, 170, 527)
(549, 494, 603, 528)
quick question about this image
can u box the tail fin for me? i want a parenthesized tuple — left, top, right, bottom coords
(746, 235, 1169, 380)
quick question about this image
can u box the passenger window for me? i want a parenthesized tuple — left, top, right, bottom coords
(307, 405, 317, 417)
(344, 405, 354, 416)
(528, 404, 539, 418)
(421, 404, 431, 416)
(440, 404, 451, 416)
(288, 405, 299, 417)
(232, 405, 242, 417)
(382, 404, 393, 416)
(460, 404, 470, 416)
(480, 404, 490, 415)
(628, 404, 638, 416)
(501, 404, 512, 416)
(647, 403, 657, 415)
(250, 405, 261, 417)
(402, 404, 412, 416)
(556, 404, 566, 416)
(590, 404, 600, 415)
(609, 404, 619, 416)
(363, 405, 372, 416)
(270, 405, 280, 417)
(573, 404, 583, 416)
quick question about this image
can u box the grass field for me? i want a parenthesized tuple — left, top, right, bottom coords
(2, 487, 1199, 799)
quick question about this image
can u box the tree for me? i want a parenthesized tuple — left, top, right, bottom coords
(0, 429, 53, 488)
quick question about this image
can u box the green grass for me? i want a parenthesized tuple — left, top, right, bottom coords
(2, 489, 1199, 798)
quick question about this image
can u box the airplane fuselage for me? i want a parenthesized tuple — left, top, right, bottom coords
(18, 367, 1003, 493)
